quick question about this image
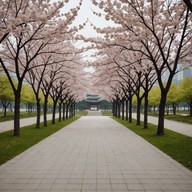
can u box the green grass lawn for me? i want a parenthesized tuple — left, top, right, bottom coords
(0, 111, 87, 165)
(0, 111, 53, 122)
(101, 111, 113, 116)
(165, 114, 192, 124)
(140, 112, 192, 124)
(76, 111, 88, 117)
(0, 111, 88, 122)
(113, 117, 192, 170)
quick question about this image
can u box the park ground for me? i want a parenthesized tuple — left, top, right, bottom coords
(0, 111, 192, 191)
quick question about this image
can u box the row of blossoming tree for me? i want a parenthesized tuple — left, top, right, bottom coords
(0, 0, 90, 136)
(82, 0, 192, 135)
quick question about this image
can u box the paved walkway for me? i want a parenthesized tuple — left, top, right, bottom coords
(87, 111, 102, 116)
(0, 112, 191, 138)
(132, 113, 192, 137)
(0, 116, 192, 191)
(0, 114, 58, 133)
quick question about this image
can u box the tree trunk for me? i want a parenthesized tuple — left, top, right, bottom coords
(63, 103, 66, 120)
(69, 104, 72, 118)
(73, 102, 76, 117)
(36, 98, 41, 128)
(126, 99, 128, 121)
(136, 97, 141, 125)
(189, 103, 192, 117)
(166, 105, 169, 115)
(129, 96, 132, 123)
(114, 102, 117, 117)
(66, 103, 69, 119)
(117, 102, 120, 118)
(14, 92, 21, 136)
(115, 102, 118, 117)
(43, 95, 48, 127)
(157, 92, 167, 135)
(153, 106, 156, 114)
(52, 101, 57, 124)
(3, 103, 8, 117)
(112, 102, 114, 116)
(144, 91, 149, 129)
(173, 104, 176, 115)
(59, 102, 62, 122)
(4, 106, 7, 117)
(122, 100, 124, 120)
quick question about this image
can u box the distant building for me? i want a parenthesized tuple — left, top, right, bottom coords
(84, 94, 101, 110)
(162, 55, 192, 84)
(172, 64, 192, 84)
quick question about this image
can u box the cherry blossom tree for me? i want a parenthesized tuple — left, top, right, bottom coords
(0, 0, 82, 135)
(91, 0, 192, 135)
(26, 40, 81, 127)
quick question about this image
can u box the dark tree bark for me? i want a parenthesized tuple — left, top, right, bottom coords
(136, 97, 141, 125)
(126, 99, 128, 121)
(114, 101, 117, 117)
(121, 100, 124, 120)
(157, 91, 167, 135)
(0, 97, 10, 117)
(144, 91, 149, 129)
(114, 101, 118, 117)
(128, 96, 133, 123)
(73, 102, 76, 117)
(4, 105, 7, 117)
(117, 101, 121, 118)
(190, 104, 192, 116)
(173, 103, 177, 115)
(14, 90, 21, 136)
(36, 98, 41, 128)
(66, 103, 69, 119)
(63, 103, 66, 120)
(153, 106, 156, 114)
(183, 0, 192, 12)
(143, 78, 149, 129)
(52, 101, 57, 124)
(43, 95, 48, 127)
(58, 102, 62, 122)
(166, 105, 169, 115)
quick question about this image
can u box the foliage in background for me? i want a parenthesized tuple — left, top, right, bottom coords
(0, 74, 14, 116)
(180, 77, 192, 116)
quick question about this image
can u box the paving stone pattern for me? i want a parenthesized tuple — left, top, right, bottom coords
(0, 116, 192, 192)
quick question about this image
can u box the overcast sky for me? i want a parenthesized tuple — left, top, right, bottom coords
(63, 0, 115, 38)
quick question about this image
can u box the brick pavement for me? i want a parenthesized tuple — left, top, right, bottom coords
(0, 116, 192, 191)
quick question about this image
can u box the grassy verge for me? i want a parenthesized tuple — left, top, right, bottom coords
(0, 112, 85, 165)
(140, 112, 192, 124)
(0, 111, 53, 122)
(0, 111, 88, 122)
(113, 117, 192, 170)
(76, 111, 88, 117)
(165, 115, 192, 124)
(101, 111, 113, 116)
